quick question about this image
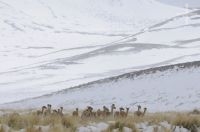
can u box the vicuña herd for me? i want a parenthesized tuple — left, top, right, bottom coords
(37, 104, 63, 116)
(36, 104, 147, 119)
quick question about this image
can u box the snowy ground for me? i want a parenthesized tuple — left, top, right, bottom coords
(1, 121, 198, 132)
(78, 122, 198, 132)
(0, 0, 200, 112)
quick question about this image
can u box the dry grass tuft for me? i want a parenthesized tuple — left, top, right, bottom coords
(6, 113, 25, 130)
(0, 110, 200, 132)
(105, 121, 138, 132)
(25, 126, 41, 132)
(0, 125, 6, 132)
(49, 124, 76, 132)
(172, 114, 200, 131)
(0, 112, 79, 131)
(61, 116, 77, 130)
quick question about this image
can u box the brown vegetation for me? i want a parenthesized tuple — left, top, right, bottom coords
(0, 105, 199, 132)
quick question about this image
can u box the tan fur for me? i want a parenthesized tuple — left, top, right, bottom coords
(72, 108, 79, 117)
(134, 105, 147, 117)
(37, 106, 47, 116)
(120, 107, 129, 118)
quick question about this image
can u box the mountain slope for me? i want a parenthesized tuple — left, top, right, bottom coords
(2, 61, 200, 112)
(0, 0, 185, 32)
(1, 0, 200, 105)
(159, 0, 200, 8)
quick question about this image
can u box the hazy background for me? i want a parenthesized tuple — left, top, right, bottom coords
(159, 0, 200, 8)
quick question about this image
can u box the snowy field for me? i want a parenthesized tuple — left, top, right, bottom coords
(0, 0, 200, 112)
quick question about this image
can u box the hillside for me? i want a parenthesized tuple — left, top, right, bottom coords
(2, 61, 200, 112)
(159, 0, 200, 8)
(0, 0, 200, 112)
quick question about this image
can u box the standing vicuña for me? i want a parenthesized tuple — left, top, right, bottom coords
(73, 108, 79, 117)
(37, 106, 47, 116)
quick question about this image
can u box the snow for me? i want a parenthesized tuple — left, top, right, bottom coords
(78, 122, 108, 132)
(0, 0, 200, 112)
(136, 122, 189, 132)
(78, 121, 199, 132)
(2, 61, 200, 112)
(159, 0, 200, 8)
(1, 122, 198, 132)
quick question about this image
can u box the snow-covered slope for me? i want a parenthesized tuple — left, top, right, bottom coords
(2, 61, 200, 112)
(159, 0, 200, 8)
(0, 0, 200, 107)
(0, 0, 185, 33)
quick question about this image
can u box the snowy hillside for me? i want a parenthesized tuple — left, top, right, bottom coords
(159, 0, 200, 8)
(0, 0, 200, 109)
(2, 61, 200, 112)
